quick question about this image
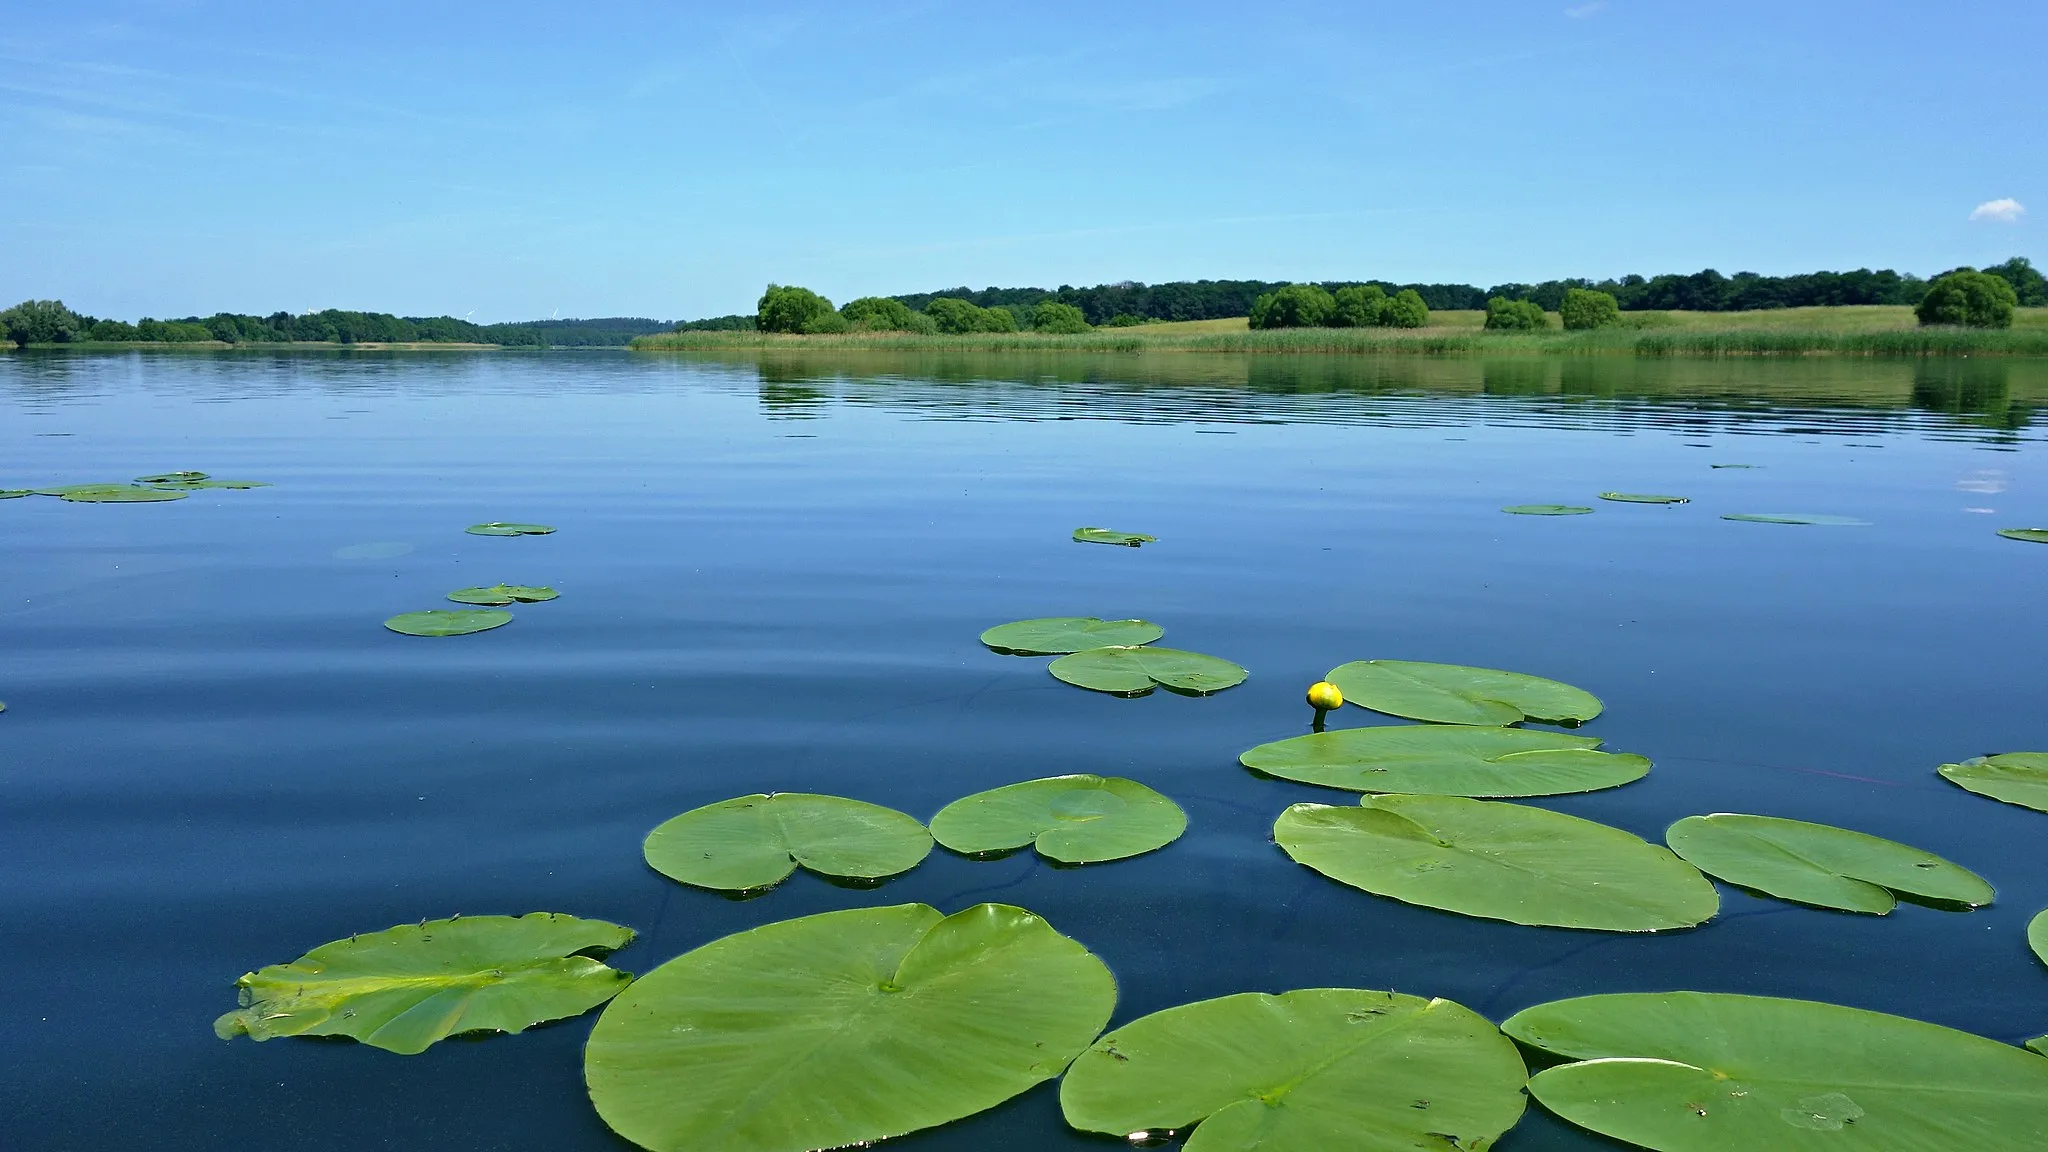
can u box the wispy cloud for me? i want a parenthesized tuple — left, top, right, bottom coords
(1564, 2, 1607, 18)
(1969, 197, 2026, 223)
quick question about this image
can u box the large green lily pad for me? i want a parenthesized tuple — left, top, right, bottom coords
(1325, 659, 1602, 726)
(1505, 991, 2048, 1150)
(1503, 504, 1594, 516)
(1061, 988, 1527, 1150)
(979, 616, 1164, 655)
(1241, 724, 1649, 797)
(449, 584, 558, 606)
(1073, 527, 1156, 547)
(41, 483, 188, 503)
(1723, 513, 1867, 526)
(584, 903, 1115, 1152)
(1275, 796, 1717, 932)
(1938, 752, 2048, 813)
(466, 522, 555, 536)
(930, 775, 1185, 864)
(1998, 529, 2048, 544)
(1049, 645, 1247, 696)
(384, 609, 512, 636)
(215, 912, 634, 1055)
(1599, 492, 1689, 504)
(1665, 813, 1991, 915)
(643, 793, 932, 891)
(2031, 909, 2048, 968)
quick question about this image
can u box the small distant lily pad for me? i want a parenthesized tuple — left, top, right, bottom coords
(1504, 504, 1594, 516)
(1711, 463, 1760, 469)
(449, 584, 558, 606)
(643, 793, 933, 891)
(44, 483, 190, 503)
(135, 471, 209, 484)
(1073, 527, 1155, 547)
(1665, 813, 1993, 915)
(148, 479, 271, 490)
(979, 616, 1163, 655)
(1325, 659, 1602, 726)
(1939, 752, 2048, 813)
(384, 609, 513, 636)
(1048, 645, 1247, 696)
(1723, 513, 1868, 526)
(1599, 492, 1689, 504)
(466, 522, 555, 536)
(930, 775, 1186, 864)
(1999, 529, 2048, 544)
(1241, 724, 1649, 797)
(0, 489, 32, 499)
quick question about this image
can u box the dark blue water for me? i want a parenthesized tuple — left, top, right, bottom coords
(4, 349, 2046, 1150)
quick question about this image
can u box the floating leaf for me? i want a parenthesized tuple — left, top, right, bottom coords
(214, 912, 634, 1055)
(2031, 1036, 2048, 1057)
(1599, 492, 1689, 504)
(1722, 512, 1868, 526)
(979, 616, 1163, 655)
(1048, 645, 1247, 696)
(148, 478, 270, 490)
(1324, 659, 1601, 726)
(1241, 724, 1649, 797)
(1665, 813, 1992, 915)
(335, 541, 414, 560)
(466, 522, 555, 536)
(1711, 463, 1760, 469)
(930, 775, 1186, 863)
(1061, 988, 1527, 1151)
(1938, 752, 2048, 813)
(135, 470, 208, 483)
(1073, 527, 1156, 547)
(1505, 991, 2048, 1150)
(448, 584, 558, 606)
(643, 792, 932, 891)
(383, 608, 512, 636)
(1, 489, 33, 499)
(1503, 504, 1594, 516)
(584, 903, 1115, 1152)
(40, 483, 188, 503)
(1275, 796, 1717, 932)
(1999, 528, 2048, 544)
(2032, 909, 2048, 968)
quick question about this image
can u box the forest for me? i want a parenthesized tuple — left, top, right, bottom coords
(0, 304, 673, 348)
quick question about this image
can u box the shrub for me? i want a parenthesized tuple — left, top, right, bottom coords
(1104, 313, 1146, 327)
(1329, 285, 1388, 328)
(924, 297, 1015, 334)
(86, 318, 139, 341)
(1559, 288, 1621, 330)
(757, 285, 834, 334)
(135, 318, 215, 342)
(1248, 284, 1335, 329)
(1484, 297, 1549, 331)
(1917, 268, 2019, 328)
(1030, 301, 1091, 333)
(840, 296, 923, 331)
(800, 310, 850, 334)
(1381, 288, 1430, 329)
(1, 299, 85, 346)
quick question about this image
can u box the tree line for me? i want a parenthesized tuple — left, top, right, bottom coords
(0, 302, 674, 348)
(753, 285, 1094, 335)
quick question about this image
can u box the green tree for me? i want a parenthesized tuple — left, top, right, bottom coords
(840, 296, 919, 331)
(801, 310, 850, 334)
(1559, 288, 1621, 330)
(757, 285, 834, 333)
(1, 299, 86, 346)
(1248, 284, 1335, 329)
(1484, 297, 1549, 330)
(1328, 285, 1388, 328)
(1030, 300, 1091, 333)
(1984, 257, 2048, 307)
(1916, 268, 2018, 328)
(924, 297, 1015, 333)
(1381, 288, 1430, 328)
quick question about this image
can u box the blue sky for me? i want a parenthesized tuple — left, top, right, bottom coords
(3, 1, 2040, 323)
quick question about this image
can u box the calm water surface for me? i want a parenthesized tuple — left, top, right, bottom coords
(4, 350, 2047, 1150)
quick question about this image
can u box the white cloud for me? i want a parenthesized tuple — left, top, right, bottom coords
(1564, 2, 1607, 17)
(1969, 198, 2026, 223)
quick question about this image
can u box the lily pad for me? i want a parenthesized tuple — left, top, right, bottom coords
(643, 792, 932, 891)
(42, 483, 188, 503)
(1711, 463, 1760, 469)
(1504, 503, 1594, 516)
(2031, 908, 2048, 968)
(979, 616, 1164, 655)
(1999, 528, 2048, 544)
(147, 478, 270, 490)
(466, 522, 555, 536)
(1073, 526, 1156, 547)
(214, 912, 634, 1055)
(584, 903, 1115, 1152)
(1505, 991, 2048, 1150)
(1061, 988, 1527, 1151)
(448, 584, 559, 606)
(135, 471, 209, 483)
(1722, 513, 1868, 526)
(1048, 645, 1247, 696)
(1241, 724, 1649, 797)
(1325, 659, 1601, 726)
(1665, 813, 1992, 915)
(1938, 752, 2048, 813)
(930, 775, 1186, 863)
(0, 489, 31, 499)
(1599, 492, 1689, 504)
(1275, 796, 1717, 932)
(2030, 1036, 2048, 1057)
(383, 609, 512, 636)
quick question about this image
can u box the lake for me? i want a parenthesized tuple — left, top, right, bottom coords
(4, 348, 2047, 1150)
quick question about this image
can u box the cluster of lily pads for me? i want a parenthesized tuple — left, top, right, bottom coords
(1, 470, 269, 503)
(381, 522, 558, 636)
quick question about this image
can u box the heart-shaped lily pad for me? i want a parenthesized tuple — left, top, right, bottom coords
(1240, 724, 1649, 797)
(1049, 645, 1247, 696)
(1503, 504, 1594, 516)
(1325, 659, 1602, 726)
(41, 483, 189, 503)
(1073, 527, 1156, 547)
(1723, 513, 1868, 526)
(449, 584, 558, 606)
(1061, 988, 1528, 1151)
(643, 792, 933, 891)
(1599, 492, 1689, 504)
(1999, 528, 2048, 544)
(1665, 813, 1992, 914)
(384, 609, 513, 636)
(466, 522, 556, 536)
(979, 616, 1164, 655)
(930, 775, 1186, 863)
(215, 912, 634, 1055)
(1938, 752, 2048, 812)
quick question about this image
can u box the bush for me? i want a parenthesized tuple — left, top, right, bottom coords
(1104, 313, 1146, 327)
(1559, 288, 1621, 330)
(1, 299, 85, 346)
(924, 297, 1015, 334)
(1248, 284, 1335, 329)
(1030, 301, 1091, 333)
(1381, 288, 1429, 328)
(1329, 285, 1388, 328)
(840, 296, 922, 331)
(1917, 268, 2019, 328)
(135, 318, 215, 342)
(86, 318, 139, 341)
(1484, 297, 1548, 331)
(800, 310, 850, 334)
(757, 285, 834, 334)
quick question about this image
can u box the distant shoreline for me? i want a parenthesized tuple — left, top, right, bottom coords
(10, 340, 505, 351)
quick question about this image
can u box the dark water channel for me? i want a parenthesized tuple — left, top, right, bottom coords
(4, 349, 2047, 1150)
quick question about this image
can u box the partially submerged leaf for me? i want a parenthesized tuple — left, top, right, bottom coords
(1722, 513, 1868, 526)
(1599, 492, 1689, 504)
(1939, 752, 2048, 813)
(1999, 528, 2048, 544)
(1665, 813, 1992, 915)
(1325, 659, 1602, 726)
(1505, 991, 2048, 1150)
(466, 522, 555, 536)
(135, 471, 208, 483)
(1710, 463, 1760, 469)
(147, 478, 270, 490)
(383, 609, 512, 636)
(214, 912, 634, 1055)
(584, 903, 1115, 1152)
(643, 792, 932, 891)
(1061, 989, 1527, 1151)
(1275, 796, 1717, 932)
(2031, 909, 2048, 969)
(979, 616, 1163, 655)
(930, 775, 1185, 863)
(41, 483, 188, 503)
(1073, 526, 1156, 547)
(1, 489, 34, 499)
(448, 584, 558, 606)
(1241, 724, 1649, 797)
(1503, 503, 1594, 516)
(1049, 645, 1247, 696)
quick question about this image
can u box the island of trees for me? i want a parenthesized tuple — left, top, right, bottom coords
(0, 304, 673, 349)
